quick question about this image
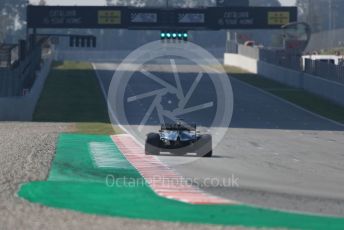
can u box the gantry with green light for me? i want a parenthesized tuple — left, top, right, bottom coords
(160, 31, 188, 41)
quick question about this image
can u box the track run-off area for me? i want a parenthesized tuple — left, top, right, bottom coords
(18, 133, 344, 229)
(6, 57, 344, 229)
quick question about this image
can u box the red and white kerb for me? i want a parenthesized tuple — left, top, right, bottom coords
(111, 134, 236, 205)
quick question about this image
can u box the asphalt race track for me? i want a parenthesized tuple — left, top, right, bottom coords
(94, 59, 344, 217)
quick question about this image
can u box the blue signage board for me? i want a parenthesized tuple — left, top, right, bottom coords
(208, 7, 298, 29)
(27, 5, 297, 30)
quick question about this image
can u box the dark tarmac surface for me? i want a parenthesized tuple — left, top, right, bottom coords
(94, 61, 344, 216)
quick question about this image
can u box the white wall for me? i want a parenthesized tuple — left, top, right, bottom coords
(224, 53, 344, 107)
(224, 53, 258, 73)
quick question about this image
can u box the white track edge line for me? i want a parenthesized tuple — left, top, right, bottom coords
(230, 77, 344, 128)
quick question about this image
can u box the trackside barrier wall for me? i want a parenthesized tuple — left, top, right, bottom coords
(0, 47, 42, 97)
(54, 49, 132, 62)
(54, 45, 226, 63)
(237, 44, 302, 71)
(0, 51, 53, 121)
(224, 53, 344, 107)
(236, 44, 343, 84)
(304, 59, 344, 84)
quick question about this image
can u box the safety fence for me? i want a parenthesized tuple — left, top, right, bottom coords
(304, 59, 344, 84)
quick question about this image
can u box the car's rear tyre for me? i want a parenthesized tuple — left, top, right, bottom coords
(145, 133, 160, 155)
(195, 134, 212, 157)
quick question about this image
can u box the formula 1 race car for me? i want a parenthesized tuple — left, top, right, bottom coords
(145, 120, 212, 157)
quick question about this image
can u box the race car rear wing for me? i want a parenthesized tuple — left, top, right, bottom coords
(161, 122, 196, 131)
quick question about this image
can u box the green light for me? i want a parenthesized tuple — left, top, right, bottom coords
(166, 33, 171, 38)
(172, 33, 177, 38)
(178, 33, 182, 38)
(183, 33, 188, 38)
(160, 33, 166, 38)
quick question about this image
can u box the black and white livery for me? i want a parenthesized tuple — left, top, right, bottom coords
(145, 120, 212, 157)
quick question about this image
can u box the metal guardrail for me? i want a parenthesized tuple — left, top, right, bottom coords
(226, 40, 238, 54)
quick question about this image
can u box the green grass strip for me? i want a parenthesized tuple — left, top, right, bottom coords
(33, 61, 117, 135)
(18, 134, 344, 229)
(225, 66, 344, 124)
